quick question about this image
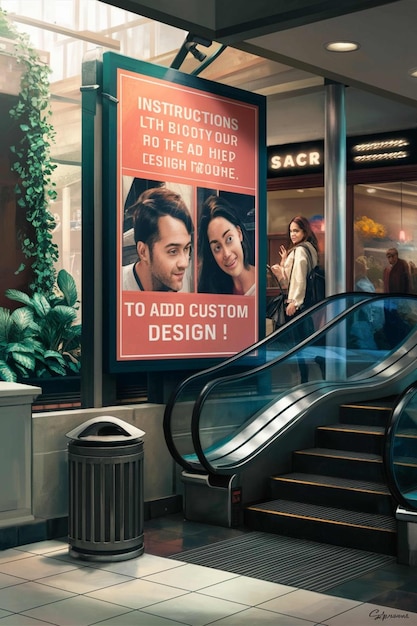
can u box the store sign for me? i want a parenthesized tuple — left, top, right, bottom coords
(268, 129, 417, 177)
(267, 141, 323, 177)
(347, 129, 417, 170)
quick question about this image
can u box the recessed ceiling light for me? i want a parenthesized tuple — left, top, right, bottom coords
(325, 41, 360, 53)
(366, 188, 377, 194)
(408, 68, 417, 78)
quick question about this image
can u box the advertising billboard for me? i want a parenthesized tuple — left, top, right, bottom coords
(102, 52, 266, 371)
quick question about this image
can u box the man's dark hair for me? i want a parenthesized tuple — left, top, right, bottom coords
(131, 187, 193, 249)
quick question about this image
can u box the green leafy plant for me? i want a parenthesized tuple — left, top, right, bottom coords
(0, 270, 81, 382)
(0, 8, 58, 297)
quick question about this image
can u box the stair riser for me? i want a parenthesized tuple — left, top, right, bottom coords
(316, 430, 384, 455)
(339, 406, 391, 428)
(270, 480, 394, 515)
(244, 509, 396, 556)
(293, 453, 385, 482)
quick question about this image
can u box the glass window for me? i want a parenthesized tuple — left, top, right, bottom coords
(353, 182, 417, 294)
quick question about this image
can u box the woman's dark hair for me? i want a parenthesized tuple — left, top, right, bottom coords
(287, 215, 318, 251)
(198, 195, 254, 294)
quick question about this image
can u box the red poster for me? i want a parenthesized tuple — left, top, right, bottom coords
(116, 67, 261, 361)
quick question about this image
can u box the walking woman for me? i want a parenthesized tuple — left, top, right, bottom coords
(271, 215, 318, 317)
(271, 215, 319, 383)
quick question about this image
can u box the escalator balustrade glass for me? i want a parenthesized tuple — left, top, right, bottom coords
(385, 383, 417, 512)
(191, 294, 417, 473)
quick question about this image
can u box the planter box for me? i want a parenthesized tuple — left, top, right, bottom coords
(0, 382, 41, 527)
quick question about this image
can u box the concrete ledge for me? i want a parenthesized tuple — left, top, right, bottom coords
(32, 404, 180, 519)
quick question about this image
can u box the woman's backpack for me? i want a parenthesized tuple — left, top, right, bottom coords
(299, 243, 325, 310)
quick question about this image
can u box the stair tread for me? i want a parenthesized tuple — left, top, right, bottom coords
(340, 403, 393, 411)
(318, 424, 385, 434)
(247, 499, 396, 530)
(273, 472, 390, 494)
(296, 448, 382, 461)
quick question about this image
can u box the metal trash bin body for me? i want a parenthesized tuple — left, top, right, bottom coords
(66, 416, 145, 562)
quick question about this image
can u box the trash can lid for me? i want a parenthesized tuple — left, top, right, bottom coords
(66, 415, 145, 443)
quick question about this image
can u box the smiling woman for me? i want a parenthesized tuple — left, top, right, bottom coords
(197, 194, 256, 295)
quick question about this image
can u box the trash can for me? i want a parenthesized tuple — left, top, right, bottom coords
(66, 416, 145, 562)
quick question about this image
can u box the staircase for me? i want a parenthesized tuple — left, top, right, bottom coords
(244, 399, 398, 555)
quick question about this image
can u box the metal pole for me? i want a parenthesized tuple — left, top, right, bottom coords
(81, 48, 105, 408)
(324, 80, 346, 296)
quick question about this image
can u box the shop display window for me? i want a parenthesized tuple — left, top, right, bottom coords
(353, 182, 417, 294)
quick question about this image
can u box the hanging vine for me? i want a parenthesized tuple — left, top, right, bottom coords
(0, 8, 59, 297)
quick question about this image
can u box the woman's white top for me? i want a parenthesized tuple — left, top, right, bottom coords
(282, 242, 318, 310)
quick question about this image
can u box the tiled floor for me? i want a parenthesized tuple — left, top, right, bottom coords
(0, 513, 416, 625)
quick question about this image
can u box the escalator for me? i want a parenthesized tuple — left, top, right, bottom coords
(164, 293, 417, 527)
(385, 382, 417, 563)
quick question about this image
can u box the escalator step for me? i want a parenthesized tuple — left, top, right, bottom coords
(272, 473, 390, 494)
(247, 499, 396, 531)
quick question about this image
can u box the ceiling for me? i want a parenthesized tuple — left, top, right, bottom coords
(101, 0, 417, 145)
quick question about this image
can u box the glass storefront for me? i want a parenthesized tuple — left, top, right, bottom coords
(353, 182, 417, 294)
(267, 179, 417, 295)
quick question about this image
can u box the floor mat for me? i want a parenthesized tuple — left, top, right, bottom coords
(170, 531, 396, 593)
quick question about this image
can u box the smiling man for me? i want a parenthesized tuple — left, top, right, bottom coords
(123, 186, 193, 292)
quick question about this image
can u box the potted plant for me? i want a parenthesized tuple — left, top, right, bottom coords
(0, 10, 81, 386)
(0, 269, 81, 383)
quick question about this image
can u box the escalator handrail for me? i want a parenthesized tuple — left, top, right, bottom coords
(163, 292, 373, 471)
(190, 294, 388, 473)
(384, 381, 417, 512)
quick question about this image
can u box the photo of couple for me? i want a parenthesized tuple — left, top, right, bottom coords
(121, 178, 256, 296)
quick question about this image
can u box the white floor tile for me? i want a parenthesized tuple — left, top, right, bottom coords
(16, 541, 68, 555)
(207, 606, 320, 625)
(0, 555, 78, 581)
(258, 588, 360, 622)
(140, 593, 248, 626)
(323, 602, 417, 625)
(0, 573, 28, 590)
(198, 574, 296, 605)
(0, 549, 32, 564)
(0, 608, 11, 620)
(143, 562, 239, 591)
(0, 539, 414, 626)
(86, 577, 189, 609)
(37, 567, 134, 594)
(86, 553, 185, 578)
(0, 581, 76, 612)
(22, 595, 132, 626)
(94, 610, 193, 625)
(0, 615, 53, 625)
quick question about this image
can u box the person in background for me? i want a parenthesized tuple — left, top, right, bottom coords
(197, 194, 256, 295)
(409, 261, 417, 294)
(383, 247, 410, 294)
(383, 247, 412, 348)
(271, 215, 318, 317)
(123, 186, 193, 292)
(355, 256, 375, 293)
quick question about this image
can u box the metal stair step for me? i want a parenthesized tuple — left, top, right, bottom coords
(339, 402, 393, 427)
(317, 424, 385, 435)
(247, 499, 396, 531)
(271, 472, 390, 495)
(295, 448, 382, 461)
